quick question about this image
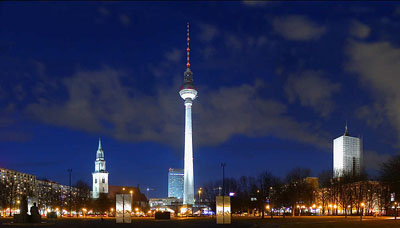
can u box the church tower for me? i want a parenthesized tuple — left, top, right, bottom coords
(92, 138, 109, 198)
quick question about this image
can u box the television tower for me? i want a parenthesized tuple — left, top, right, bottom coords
(179, 22, 197, 206)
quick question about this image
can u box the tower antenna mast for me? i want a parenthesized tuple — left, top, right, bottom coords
(186, 22, 190, 69)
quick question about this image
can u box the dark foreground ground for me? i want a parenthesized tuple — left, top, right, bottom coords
(1, 216, 400, 228)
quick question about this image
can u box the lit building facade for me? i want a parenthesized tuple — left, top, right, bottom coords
(0, 168, 37, 215)
(179, 23, 197, 206)
(333, 124, 362, 178)
(149, 197, 182, 208)
(36, 179, 81, 214)
(92, 138, 109, 198)
(168, 168, 184, 199)
(0, 168, 87, 215)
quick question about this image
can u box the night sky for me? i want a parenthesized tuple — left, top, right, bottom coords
(1, 2, 399, 198)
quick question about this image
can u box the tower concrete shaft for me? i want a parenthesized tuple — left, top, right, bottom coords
(183, 99, 194, 205)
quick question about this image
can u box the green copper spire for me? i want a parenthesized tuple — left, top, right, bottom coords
(98, 138, 102, 150)
(97, 138, 104, 160)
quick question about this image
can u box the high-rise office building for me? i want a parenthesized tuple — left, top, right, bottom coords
(168, 168, 184, 199)
(333, 124, 362, 178)
(92, 138, 109, 198)
(179, 23, 197, 205)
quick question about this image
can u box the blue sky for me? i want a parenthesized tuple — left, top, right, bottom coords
(1, 1, 400, 197)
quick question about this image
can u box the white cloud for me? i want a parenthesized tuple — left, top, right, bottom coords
(198, 23, 219, 42)
(225, 34, 243, 51)
(242, 0, 268, 7)
(285, 71, 340, 117)
(119, 14, 131, 26)
(272, 15, 326, 41)
(347, 40, 400, 146)
(364, 150, 392, 171)
(395, 6, 400, 16)
(355, 104, 385, 128)
(165, 49, 183, 63)
(24, 67, 329, 149)
(98, 7, 110, 16)
(349, 20, 370, 39)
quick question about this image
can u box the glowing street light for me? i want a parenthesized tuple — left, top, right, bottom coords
(360, 202, 365, 221)
(198, 188, 202, 216)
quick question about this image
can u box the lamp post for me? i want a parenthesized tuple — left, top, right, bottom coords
(146, 187, 154, 200)
(360, 203, 364, 221)
(198, 188, 202, 216)
(130, 190, 133, 215)
(395, 202, 398, 220)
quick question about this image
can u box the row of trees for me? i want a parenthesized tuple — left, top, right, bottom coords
(202, 167, 314, 217)
(202, 155, 400, 217)
(35, 180, 118, 214)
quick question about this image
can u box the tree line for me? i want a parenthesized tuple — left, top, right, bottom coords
(202, 155, 400, 217)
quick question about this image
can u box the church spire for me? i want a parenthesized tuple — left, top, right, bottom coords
(98, 138, 102, 150)
(96, 138, 104, 160)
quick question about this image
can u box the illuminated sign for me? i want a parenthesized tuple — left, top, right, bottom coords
(116, 194, 131, 223)
(216, 196, 231, 224)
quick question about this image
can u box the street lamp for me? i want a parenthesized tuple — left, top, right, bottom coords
(198, 188, 202, 216)
(395, 202, 398, 220)
(360, 202, 365, 221)
(130, 190, 133, 213)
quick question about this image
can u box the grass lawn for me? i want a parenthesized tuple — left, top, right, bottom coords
(0, 216, 399, 227)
